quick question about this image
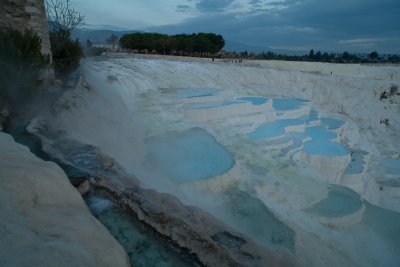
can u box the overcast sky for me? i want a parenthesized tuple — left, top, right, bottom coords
(71, 0, 400, 53)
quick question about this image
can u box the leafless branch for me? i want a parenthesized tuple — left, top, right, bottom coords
(45, 0, 84, 34)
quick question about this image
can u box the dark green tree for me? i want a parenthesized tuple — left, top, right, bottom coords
(369, 51, 379, 60)
(342, 51, 349, 61)
(0, 29, 49, 107)
(120, 32, 225, 55)
(315, 51, 322, 61)
(86, 39, 92, 48)
(49, 30, 82, 72)
(309, 49, 314, 60)
(388, 54, 399, 63)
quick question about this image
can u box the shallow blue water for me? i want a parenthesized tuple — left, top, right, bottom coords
(248, 119, 304, 140)
(86, 196, 200, 267)
(146, 128, 234, 182)
(320, 118, 345, 130)
(221, 190, 295, 252)
(344, 150, 367, 174)
(303, 140, 348, 156)
(301, 116, 319, 124)
(184, 101, 223, 109)
(176, 88, 219, 98)
(184, 100, 245, 109)
(383, 159, 400, 175)
(238, 96, 268, 105)
(272, 98, 305, 111)
(282, 133, 307, 154)
(363, 202, 400, 259)
(309, 186, 363, 217)
(309, 109, 319, 119)
(305, 126, 337, 140)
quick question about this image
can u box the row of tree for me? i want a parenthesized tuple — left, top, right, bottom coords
(119, 32, 225, 55)
(252, 49, 400, 64)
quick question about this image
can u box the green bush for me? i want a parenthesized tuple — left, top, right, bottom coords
(49, 30, 83, 73)
(0, 28, 49, 107)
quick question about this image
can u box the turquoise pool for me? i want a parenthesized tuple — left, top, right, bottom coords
(309, 109, 319, 118)
(176, 88, 219, 98)
(248, 119, 304, 140)
(308, 186, 363, 217)
(344, 150, 367, 175)
(281, 133, 307, 153)
(305, 126, 337, 140)
(383, 158, 400, 176)
(238, 96, 268, 105)
(272, 98, 305, 111)
(146, 128, 234, 182)
(86, 195, 200, 266)
(183, 100, 245, 109)
(303, 140, 348, 156)
(221, 190, 295, 251)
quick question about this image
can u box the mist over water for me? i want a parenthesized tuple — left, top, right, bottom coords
(52, 56, 400, 267)
(86, 195, 202, 267)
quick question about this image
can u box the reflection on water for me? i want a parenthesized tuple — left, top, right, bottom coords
(219, 189, 295, 252)
(86, 195, 201, 267)
(363, 201, 400, 256)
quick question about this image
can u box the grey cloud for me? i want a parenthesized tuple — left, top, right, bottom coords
(279, 0, 399, 35)
(176, 5, 190, 13)
(248, 0, 265, 10)
(267, 0, 304, 6)
(150, 0, 400, 53)
(249, 0, 262, 5)
(196, 0, 235, 13)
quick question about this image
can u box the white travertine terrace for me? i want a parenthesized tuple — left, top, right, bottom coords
(47, 54, 400, 267)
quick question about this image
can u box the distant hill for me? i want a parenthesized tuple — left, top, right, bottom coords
(223, 40, 268, 54)
(72, 29, 140, 45)
(223, 40, 307, 55)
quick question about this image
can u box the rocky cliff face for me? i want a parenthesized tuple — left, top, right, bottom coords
(0, 0, 52, 56)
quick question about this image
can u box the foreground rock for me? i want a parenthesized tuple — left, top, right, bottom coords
(0, 132, 130, 267)
(27, 121, 295, 267)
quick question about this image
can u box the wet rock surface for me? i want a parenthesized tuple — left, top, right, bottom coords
(211, 231, 246, 250)
(92, 182, 294, 267)
(29, 120, 295, 267)
(86, 194, 203, 267)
